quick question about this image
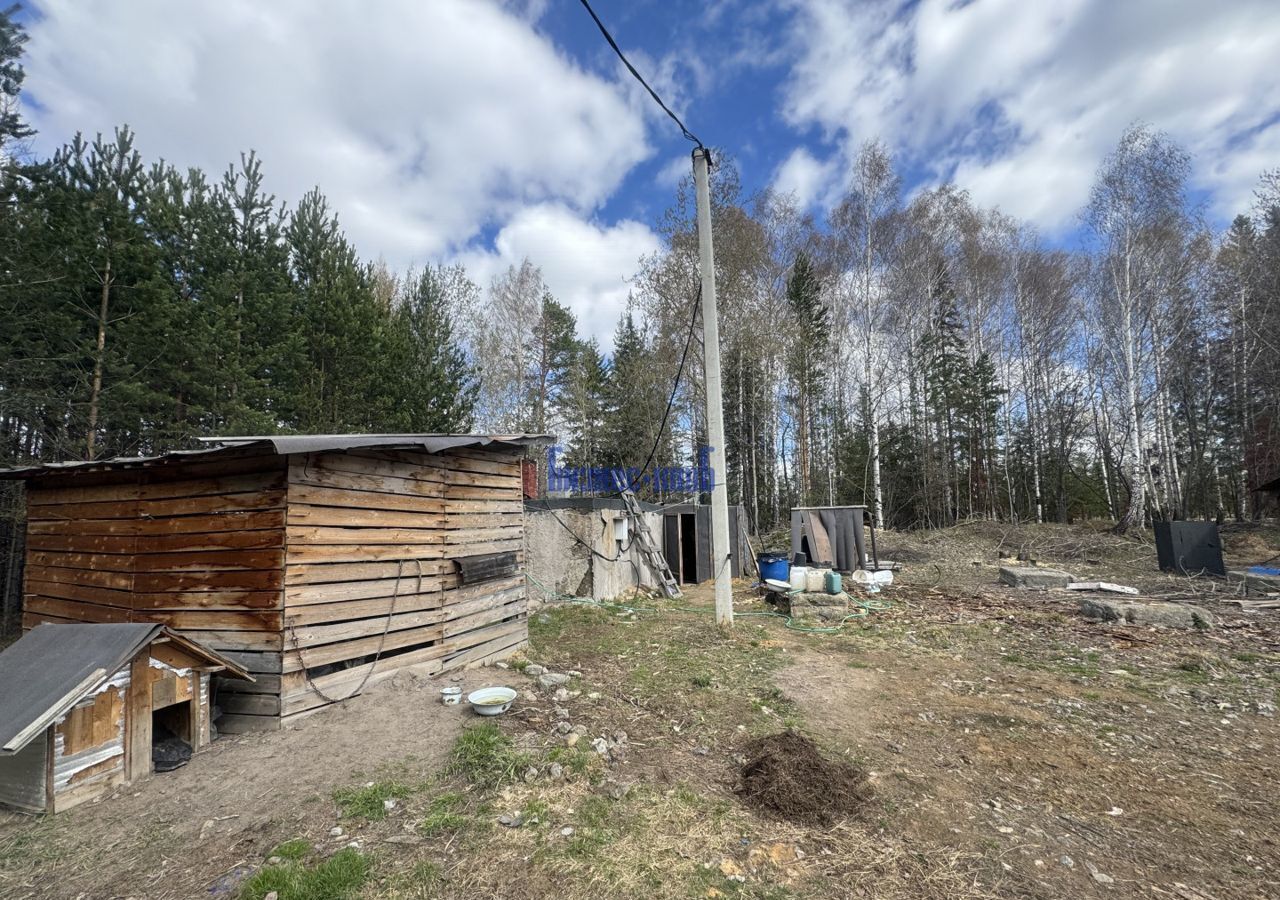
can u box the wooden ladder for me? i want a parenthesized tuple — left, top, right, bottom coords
(614, 476, 682, 598)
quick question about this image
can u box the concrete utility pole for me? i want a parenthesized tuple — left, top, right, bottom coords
(693, 147, 733, 627)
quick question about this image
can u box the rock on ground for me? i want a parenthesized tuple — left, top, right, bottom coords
(999, 566, 1074, 589)
(1079, 597, 1214, 629)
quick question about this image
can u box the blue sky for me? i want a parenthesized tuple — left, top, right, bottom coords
(17, 0, 1280, 343)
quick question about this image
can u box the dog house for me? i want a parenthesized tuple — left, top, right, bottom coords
(790, 506, 871, 572)
(0, 623, 250, 813)
(0, 434, 549, 734)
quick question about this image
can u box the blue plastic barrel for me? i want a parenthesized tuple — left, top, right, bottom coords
(757, 554, 790, 583)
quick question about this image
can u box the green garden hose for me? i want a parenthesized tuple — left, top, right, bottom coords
(523, 572, 891, 635)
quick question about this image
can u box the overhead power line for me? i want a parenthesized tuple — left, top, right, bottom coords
(576, 0, 705, 150)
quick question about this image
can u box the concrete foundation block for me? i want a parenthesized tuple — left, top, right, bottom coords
(999, 566, 1074, 589)
(787, 591, 849, 623)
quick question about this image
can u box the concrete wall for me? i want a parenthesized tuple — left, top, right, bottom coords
(524, 506, 661, 605)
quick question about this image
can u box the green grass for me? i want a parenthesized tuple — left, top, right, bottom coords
(446, 722, 531, 790)
(418, 792, 469, 836)
(239, 847, 371, 900)
(691, 673, 713, 688)
(267, 839, 311, 862)
(333, 780, 414, 820)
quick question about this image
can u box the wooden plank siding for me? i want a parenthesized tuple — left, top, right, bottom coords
(18, 444, 530, 735)
(262, 448, 528, 729)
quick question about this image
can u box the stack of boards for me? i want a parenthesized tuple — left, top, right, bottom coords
(21, 444, 527, 732)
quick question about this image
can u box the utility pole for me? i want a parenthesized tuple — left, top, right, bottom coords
(693, 147, 733, 627)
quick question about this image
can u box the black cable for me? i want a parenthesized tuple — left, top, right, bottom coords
(577, 0, 705, 150)
(619, 283, 701, 494)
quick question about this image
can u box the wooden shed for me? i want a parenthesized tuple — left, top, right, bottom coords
(659, 503, 750, 585)
(0, 434, 549, 733)
(0, 623, 250, 813)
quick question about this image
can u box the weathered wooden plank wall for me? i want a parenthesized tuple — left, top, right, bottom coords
(20, 452, 288, 682)
(262, 447, 527, 729)
(11, 444, 530, 735)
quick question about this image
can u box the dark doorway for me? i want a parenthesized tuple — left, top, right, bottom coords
(680, 513, 699, 584)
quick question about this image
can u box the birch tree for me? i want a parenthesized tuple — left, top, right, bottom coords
(1084, 125, 1191, 533)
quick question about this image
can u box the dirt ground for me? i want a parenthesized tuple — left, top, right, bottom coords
(0, 667, 495, 899)
(2, 520, 1279, 899)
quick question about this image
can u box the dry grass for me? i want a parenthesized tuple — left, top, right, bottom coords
(6, 523, 1280, 899)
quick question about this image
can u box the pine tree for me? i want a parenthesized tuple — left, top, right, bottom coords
(561, 339, 608, 469)
(394, 265, 477, 432)
(525, 292, 578, 435)
(785, 251, 829, 504)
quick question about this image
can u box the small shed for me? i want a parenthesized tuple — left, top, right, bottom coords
(0, 434, 549, 733)
(659, 503, 750, 585)
(0, 623, 250, 813)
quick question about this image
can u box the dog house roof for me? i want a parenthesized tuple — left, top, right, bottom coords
(0, 623, 250, 754)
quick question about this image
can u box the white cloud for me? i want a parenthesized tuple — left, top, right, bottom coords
(771, 147, 838, 211)
(457, 205, 661, 347)
(781, 0, 1280, 230)
(22, 0, 651, 268)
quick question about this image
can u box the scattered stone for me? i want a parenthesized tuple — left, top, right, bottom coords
(692, 746, 710, 756)
(1059, 855, 1074, 868)
(329, 826, 344, 837)
(1256, 701, 1276, 717)
(996, 826, 1014, 834)
(1105, 806, 1123, 816)
(538, 673, 570, 688)
(1092, 872, 1115, 884)
(587, 691, 601, 700)
(266, 856, 282, 865)
(264, 893, 278, 900)
(525, 664, 547, 676)
(567, 669, 582, 677)
(591, 737, 609, 755)
(498, 812, 523, 828)
(523, 766, 539, 783)
(554, 706, 570, 719)
(1079, 597, 1214, 629)
(565, 733, 581, 748)
(494, 661, 510, 670)
(383, 798, 397, 811)
(549, 762, 564, 780)
(561, 826, 575, 837)
(553, 688, 571, 702)
(603, 779, 630, 800)
(571, 723, 587, 735)
(999, 566, 1074, 589)
(553, 721, 573, 735)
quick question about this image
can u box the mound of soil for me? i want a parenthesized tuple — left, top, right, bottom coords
(737, 731, 872, 827)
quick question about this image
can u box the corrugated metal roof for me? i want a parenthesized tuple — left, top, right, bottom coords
(0, 433, 553, 479)
(0, 623, 250, 754)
